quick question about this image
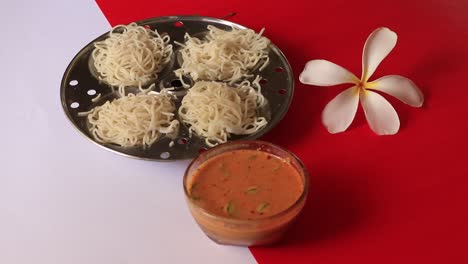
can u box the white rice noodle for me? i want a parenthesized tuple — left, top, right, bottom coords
(84, 89, 179, 148)
(175, 26, 270, 85)
(92, 23, 173, 96)
(179, 76, 267, 146)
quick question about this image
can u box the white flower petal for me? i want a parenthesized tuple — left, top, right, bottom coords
(360, 90, 400, 135)
(361, 28, 397, 82)
(366, 75, 424, 107)
(322, 86, 360, 133)
(300, 60, 359, 86)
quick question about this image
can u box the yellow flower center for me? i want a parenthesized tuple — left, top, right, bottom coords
(356, 81, 367, 93)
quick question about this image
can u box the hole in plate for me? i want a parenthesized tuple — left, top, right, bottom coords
(259, 79, 268, 85)
(87, 89, 97, 95)
(174, 21, 184, 27)
(70, 102, 80, 109)
(69, 80, 78, 86)
(274, 67, 284, 73)
(170, 79, 183, 88)
(177, 138, 188, 145)
(160, 152, 170, 159)
(278, 89, 287, 95)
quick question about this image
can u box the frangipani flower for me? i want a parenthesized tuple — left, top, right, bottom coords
(299, 28, 424, 135)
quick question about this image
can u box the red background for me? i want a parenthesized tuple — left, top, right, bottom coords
(96, 0, 468, 262)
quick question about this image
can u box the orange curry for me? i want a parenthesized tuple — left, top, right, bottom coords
(188, 149, 303, 219)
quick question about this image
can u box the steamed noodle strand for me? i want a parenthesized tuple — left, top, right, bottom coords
(175, 26, 270, 85)
(179, 76, 267, 146)
(92, 23, 173, 96)
(84, 89, 179, 148)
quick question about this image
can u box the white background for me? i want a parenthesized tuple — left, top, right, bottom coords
(0, 1, 256, 263)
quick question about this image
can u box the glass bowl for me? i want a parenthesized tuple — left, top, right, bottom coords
(183, 140, 309, 246)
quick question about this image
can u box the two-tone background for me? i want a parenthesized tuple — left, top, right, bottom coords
(2, 0, 467, 263)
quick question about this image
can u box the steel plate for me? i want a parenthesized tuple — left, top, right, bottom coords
(60, 16, 294, 161)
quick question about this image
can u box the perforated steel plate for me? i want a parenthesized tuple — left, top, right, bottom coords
(61, 16, 294, 161)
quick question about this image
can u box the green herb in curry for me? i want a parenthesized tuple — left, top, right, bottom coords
(244, 186, 259, 194)
(256, 202, 270, 213)
(224, 200, 235, 216)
